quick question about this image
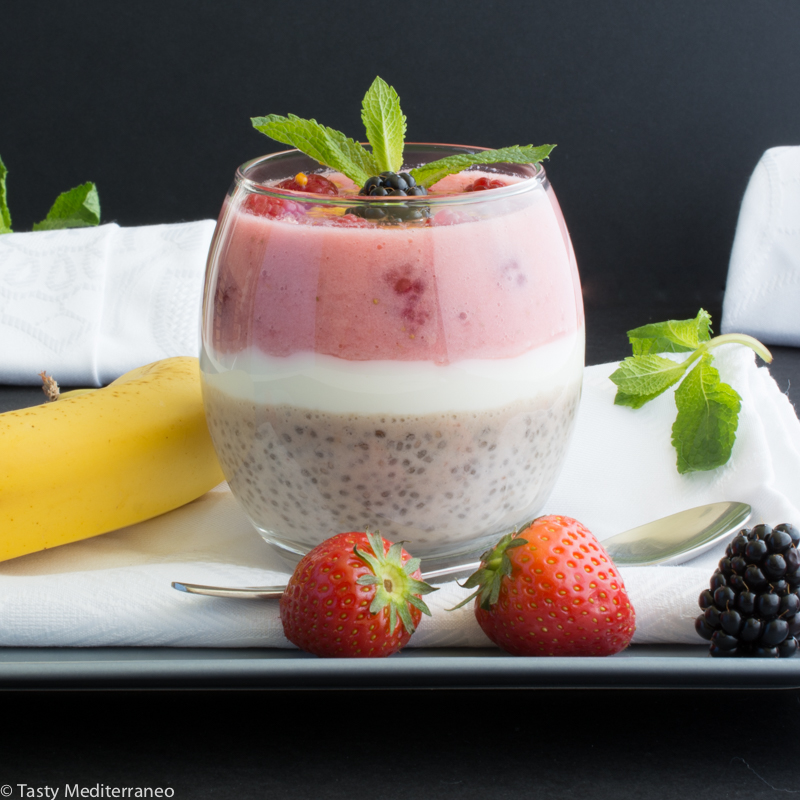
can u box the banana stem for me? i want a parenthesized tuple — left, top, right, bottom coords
(38, 371, 97, 402)
(38, 371, 60, 402)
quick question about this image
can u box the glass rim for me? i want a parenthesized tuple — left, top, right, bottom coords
(234, 143, 547, 207)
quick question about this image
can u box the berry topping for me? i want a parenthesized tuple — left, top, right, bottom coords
(327, 212, 374, 228)
(697, 524, 800, 657)
(465, 176, 509, 192)
(359, 171, 428, 197)
(242, 193, 304, 220)
(276, 172, 339, 195)
(347, 171, 430, 224)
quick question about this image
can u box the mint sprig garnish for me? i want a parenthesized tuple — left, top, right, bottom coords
(409, 145, 556, 189)
(360, 76, 406, 174)
(250, 114, 376, 187)
(0, 154, 100, 234)
(610, 309, 772, 474)
(251, 76, 554, 189)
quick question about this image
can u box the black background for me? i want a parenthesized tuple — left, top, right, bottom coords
(3, 1, 800, 796)
(1, 688, 799, 799)
(3, 0, 800, 311)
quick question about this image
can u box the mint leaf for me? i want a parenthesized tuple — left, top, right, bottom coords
(0, 154, 11, 234)
(32, 182, 100, 231)
(250, 79, 556, 190)
(612, 308, 768, 474)
(251, 114, 376, 187)
(610, 354, 690, 408)
(628, 309, 712, 355)
(613, 390, 666, 409)
(671, 355, 741, 474)
(409, 144, 556, 189)
(361, 76, 405, 174)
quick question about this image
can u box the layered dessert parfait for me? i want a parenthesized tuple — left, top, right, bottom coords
(200, 81, 584, 566)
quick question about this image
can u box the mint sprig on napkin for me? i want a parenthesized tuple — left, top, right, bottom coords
(251, 76, 554, 189)
(610, 310, 772, 474)
(0, 153, 101, 234)
(0, 155, 12, 234)
(33, 182, 101, 231)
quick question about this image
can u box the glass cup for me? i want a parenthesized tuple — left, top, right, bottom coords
(200, 144, 584, 571)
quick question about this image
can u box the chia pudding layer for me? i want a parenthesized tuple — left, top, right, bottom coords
(202, 376, 581, 560)
(201, 152, 585, 563)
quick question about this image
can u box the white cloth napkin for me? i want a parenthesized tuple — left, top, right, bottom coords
(0, 221, 216, 386)
(1, 346, 798, 649)
(722, 146, 800, 345)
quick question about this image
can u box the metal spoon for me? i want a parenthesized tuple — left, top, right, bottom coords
(171, 500, 750, 600)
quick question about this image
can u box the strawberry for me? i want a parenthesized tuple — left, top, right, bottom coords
(456, 516, 636, 656)
(464, 176, 508, 192)
(276, 172, 339, 195)
(280, 530, 436, 658)
(242, 192, 304, 220)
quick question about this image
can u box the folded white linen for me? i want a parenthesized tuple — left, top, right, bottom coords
(0, 220, 216, 386)
(2, 348, 797, 650)
(722, 146, 800, 345)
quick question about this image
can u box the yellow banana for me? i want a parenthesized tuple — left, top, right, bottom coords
(1, 356, 225, 562)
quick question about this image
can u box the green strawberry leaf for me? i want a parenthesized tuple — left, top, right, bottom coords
(353, 530, 437, 635)
(251, 113, 376, 187)
(610, 354, 691, 408)
(671, 355, 741, 474)
(0, 154, 12, 234)
(361, 76, 406, 174)
(628, 309, 712, 355)
(32, 182, 100, 231)
(450, 533, 527, 611)
(409, 144, 556, 189)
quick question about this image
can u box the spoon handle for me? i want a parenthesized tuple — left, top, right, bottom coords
(172, 559, 481, 600)
(171, 582, 285, 600)
(172, 501, 752, 600)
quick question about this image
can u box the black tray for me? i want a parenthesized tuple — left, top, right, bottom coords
(2, 644, 799, 690)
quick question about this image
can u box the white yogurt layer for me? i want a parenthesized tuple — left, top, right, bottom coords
(201, 327, 584, 415)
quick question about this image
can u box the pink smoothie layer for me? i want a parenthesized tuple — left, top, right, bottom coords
(208, 171, 582, 365)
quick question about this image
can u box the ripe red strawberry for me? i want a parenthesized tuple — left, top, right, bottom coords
(280, 530, 436, 658)
(457, 516, 636, 656)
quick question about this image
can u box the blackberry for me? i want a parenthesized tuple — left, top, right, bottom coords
(358, 171, 428, 197)
(695, 524, 800, 657)
(347, 172, 430, 224)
